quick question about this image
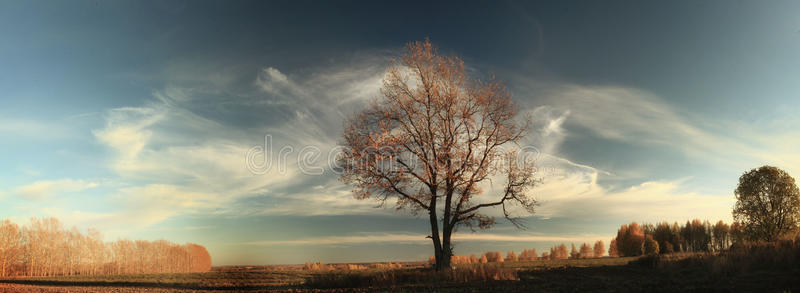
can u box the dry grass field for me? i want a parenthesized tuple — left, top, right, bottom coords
(0, 253, 796, 292)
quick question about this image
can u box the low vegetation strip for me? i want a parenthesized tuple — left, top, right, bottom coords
(0, 252, 797, 292)
(304, 264, 518, 289)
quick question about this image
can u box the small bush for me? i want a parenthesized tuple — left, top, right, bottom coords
(630, 238, 800, 274)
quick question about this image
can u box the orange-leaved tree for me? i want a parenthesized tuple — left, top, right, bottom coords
(593, 240, 605, 258)
(615, 222, 645, 256)
(339, 39, 538, 270)
(579, 242, 593, 258)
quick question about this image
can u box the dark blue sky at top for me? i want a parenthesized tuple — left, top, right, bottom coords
(4, 0, 798, 115)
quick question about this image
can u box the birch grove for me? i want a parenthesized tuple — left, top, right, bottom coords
(0, 217, 211, 277)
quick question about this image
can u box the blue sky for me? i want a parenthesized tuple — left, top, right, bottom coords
(1, 0, 800, 265)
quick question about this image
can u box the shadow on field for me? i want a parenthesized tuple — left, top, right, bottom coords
(0, 279, 278, 291)
(519, 261, 800, 292)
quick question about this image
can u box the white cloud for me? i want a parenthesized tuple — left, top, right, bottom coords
(517, 81, 800, 175)
(16, 179, 99, 201)
(533, 156, 735, 223)
(81, 56, 394, 233)
(508, 79, 799, 224)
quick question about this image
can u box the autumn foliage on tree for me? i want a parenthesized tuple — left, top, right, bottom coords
(569, 243, 579, 259)
(593, 240, 605, 258)
(681, 219, 712, 252)
(614, 222, 645, 256)
(519, 248, 538, 261)
(0, 217, 210, 277)
(485, 251, 504, 263)
(548, 244, 569, 260)
(450, 255, 472, 264)
(540, 251, 550, 259)
(643, 235, 659, 255)
(506, 251, 518, 262)
(711, 221, 731, 251)
(340, 39, 538, 270)
(607, 219, 743, 257)
(579, 243, 593, 258)
(608, 239, 619, 257)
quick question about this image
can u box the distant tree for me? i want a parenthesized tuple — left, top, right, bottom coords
(494, 251, 504, 263)
(450, 255, 471, 264)
(520, 248, 538, 261)
(0, 217, 209, 277)
(529, 248, 538, 260)
(652, 222, 673, 254)
(730, 221, 746, 244)
(733, 166, 800, 241)
(528, 248, 538, 260)
(557, 244, 569, 260)
(643, 235, 659, 255)
(479, 254, 488, 263)
(661, 241, 674, 253)
(670, 222, 683, 252)
(642, 223, 655, 236)
(485, 251, 504, 263)
(507, 251, 518, 262)
(579, 243, 593, 258)
(339, 39, 538, 271)
(593, 240, 605, 258)
(616, 223, 645, 256)
(681, 219, 711, 252)
(608, 238, 619, 257)
(469, 254, 478, 264)
(569, 243, 579, 259)
(0, 220, 21, 277)
(712, 220, 731, 251)
(540, 251, 550, 259)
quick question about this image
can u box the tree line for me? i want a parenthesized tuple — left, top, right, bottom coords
(609, 219, 741, 256)
(0, 217, 211, 277)
(608, 166, 800, 257)
(430, 240, 607, 265)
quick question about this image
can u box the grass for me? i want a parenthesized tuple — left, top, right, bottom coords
(0, 270, 313, 291)
(305, 264, 518, 289)
(0, 251, 797, 292)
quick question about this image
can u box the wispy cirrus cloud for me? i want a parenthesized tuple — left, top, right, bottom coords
(515, 80, 800, 174)
(16, 179, 99, 201)
(78, 54, 395, 232)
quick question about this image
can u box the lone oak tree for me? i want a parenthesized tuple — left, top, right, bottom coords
(733, 165, 800, 241)
(339, 40, 537, 270)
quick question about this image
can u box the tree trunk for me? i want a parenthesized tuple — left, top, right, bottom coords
(439, 226, 453, 270)
(428, 195, 447, 271)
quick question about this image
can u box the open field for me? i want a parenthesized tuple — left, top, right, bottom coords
(0, 255, 797, 292)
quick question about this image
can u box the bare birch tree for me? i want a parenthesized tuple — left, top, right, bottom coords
(340, 39, 538, 270)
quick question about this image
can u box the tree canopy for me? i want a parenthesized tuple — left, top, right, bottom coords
(733, 166, 800, 241)
(340, 39, 537, 270)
